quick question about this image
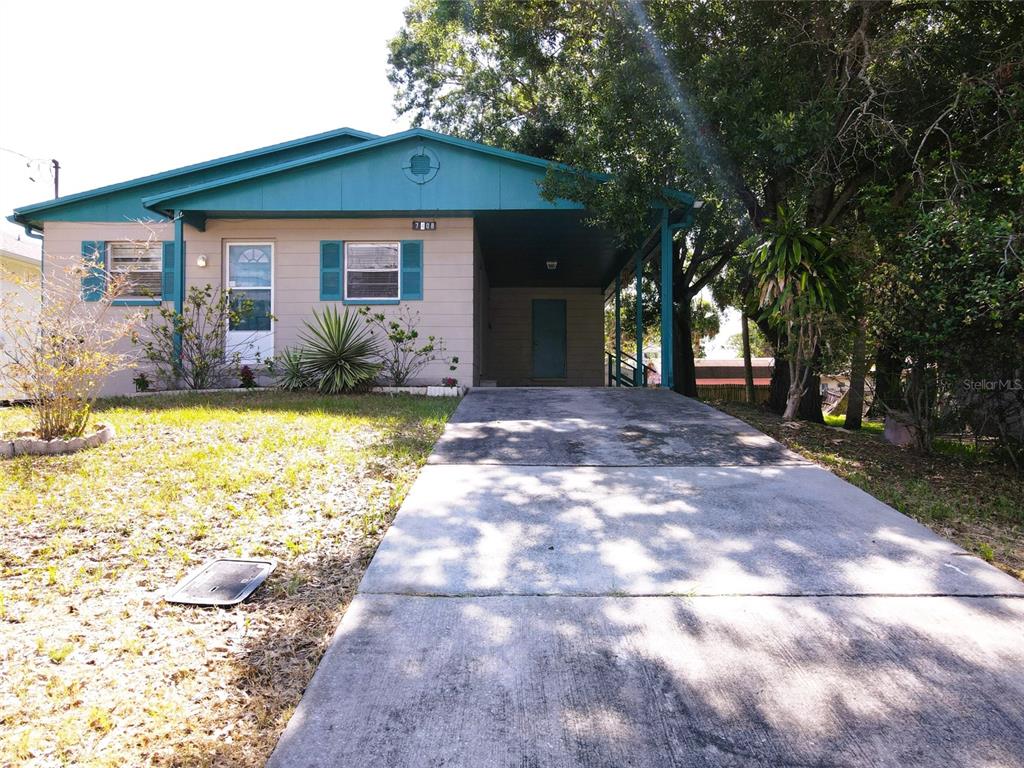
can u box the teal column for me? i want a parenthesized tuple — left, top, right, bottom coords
(614, 273, 622, 385)
(173, 213, 185, 363)
(173, 213, 185, 316)
(660, 207, 673, 389)
(635, 257, 643, 385)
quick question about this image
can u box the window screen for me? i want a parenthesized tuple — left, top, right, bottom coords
(345, 242, 400, 300)
(108, 242, 163, 298)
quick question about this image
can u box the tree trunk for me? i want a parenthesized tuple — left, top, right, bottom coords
(868, 341, 902, 418)
(771, 353, 824, 422)
(844, 317, 868, 429)
(673, 292, 698, 397)
(741, 310, 755, 404)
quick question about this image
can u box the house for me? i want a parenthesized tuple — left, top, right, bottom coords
(694, 358, 773, 387)
(694, 358, 773, 403)
(10, 127, 695, 395)
(0, 232, 42, 401)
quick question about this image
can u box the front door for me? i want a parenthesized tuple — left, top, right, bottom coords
(225, 242, 274, 363)
(532, 299, 567, 379)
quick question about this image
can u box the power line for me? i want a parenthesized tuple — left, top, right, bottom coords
(0, 146, 60, 198)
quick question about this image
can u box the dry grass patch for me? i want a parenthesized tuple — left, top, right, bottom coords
(711, 401, 1024, 580)
(0, 391, 458, 767)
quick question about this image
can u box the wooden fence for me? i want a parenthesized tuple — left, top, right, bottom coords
(696, 383, 771, 404)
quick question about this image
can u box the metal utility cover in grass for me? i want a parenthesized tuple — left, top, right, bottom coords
(165, 558, 276, 607)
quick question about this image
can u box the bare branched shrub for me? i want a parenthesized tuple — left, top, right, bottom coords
(135, 285, 263, 390)
(0, 250, 143, 440)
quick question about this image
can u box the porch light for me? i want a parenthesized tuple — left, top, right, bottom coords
(546, 260, 558, 270)
(196, 253, 208, 268)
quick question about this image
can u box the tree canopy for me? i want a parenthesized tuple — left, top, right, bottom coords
(390, 0, 1024, 454)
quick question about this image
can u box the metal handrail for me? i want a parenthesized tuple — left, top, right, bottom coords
(605, 350, 647, 387)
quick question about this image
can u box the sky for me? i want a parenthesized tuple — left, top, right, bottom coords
(0, 0, 740, 357)
(0, 0, 412, 242)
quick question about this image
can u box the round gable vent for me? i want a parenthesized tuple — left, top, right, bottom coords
(409, 153, 432, 176)
(403, 146, 440, 184)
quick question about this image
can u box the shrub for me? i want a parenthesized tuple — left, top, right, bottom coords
(238, 365, 256, 389)
(359, 306, 458, 386)
(273, 347, 312, 391)
(298, 307, 381, 394)
(0, 255, 142, 439)
(134, 285, 260, 390)
(132, 372, 151, 392)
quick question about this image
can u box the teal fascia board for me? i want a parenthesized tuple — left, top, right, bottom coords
(11, 127, 377, 227)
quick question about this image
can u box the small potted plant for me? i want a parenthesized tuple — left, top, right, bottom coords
(441, 376, 458, 388)
(133, 371, 150, 392)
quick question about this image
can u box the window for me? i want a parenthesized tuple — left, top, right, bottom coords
(108, 242, 162, 298)
(345, 242, 400, 300)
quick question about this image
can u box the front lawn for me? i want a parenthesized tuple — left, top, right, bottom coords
(713, 401, 1024, 581)
(0, 391, 458, 767)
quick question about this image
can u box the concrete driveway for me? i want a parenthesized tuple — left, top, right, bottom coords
(267, 388, 1024, 768)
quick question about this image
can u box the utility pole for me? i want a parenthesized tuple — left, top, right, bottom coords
(52, 159, 60, 198)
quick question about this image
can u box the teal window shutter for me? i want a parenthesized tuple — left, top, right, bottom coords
(81, 241, 106, 301)
(400, 240, 423, 300)
(162, 241, 177, 302)
(320, 240, 343, 300)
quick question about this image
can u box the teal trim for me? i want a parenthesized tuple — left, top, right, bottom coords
(319, 240, 343, 301)
(400, 240, 423, 300)
(172, 216, 185, 362)
(81, 240, 105, 301)
(634, 257, 643, 385)
(11, 127, 377, 226)
(614, 274, 622, 383)
(161, 241, 177, 302)
(531, 299, 567, 378)
(659, 207, 674, 390)
(173, 215, 185, 314)
(112, 298, 161, 306)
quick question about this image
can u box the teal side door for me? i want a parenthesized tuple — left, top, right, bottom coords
(532, 299, 567, 378)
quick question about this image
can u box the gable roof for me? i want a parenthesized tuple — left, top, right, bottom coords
(144, 128, 696, 215)
(141, 128, 597, 213)
(12, 126, 694, 229)
(10, 127, 377, 228)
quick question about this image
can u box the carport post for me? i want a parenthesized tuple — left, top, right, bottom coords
(614, 273, 622, 384)
(660, 206, 673, 389)
(634, 257, 643, 385)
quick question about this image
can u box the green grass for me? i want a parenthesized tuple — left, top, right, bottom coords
(822, 413, 883, 435)
(0, 390, 458, 768)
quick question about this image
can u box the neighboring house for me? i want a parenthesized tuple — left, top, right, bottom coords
(695, 358, 774, 387)
(10, 127, 696, 396)
(0, 232, 42, 401)
(694, 358, 774, 403)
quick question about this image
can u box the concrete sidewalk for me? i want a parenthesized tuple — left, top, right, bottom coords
(267, 388, 1024, 768)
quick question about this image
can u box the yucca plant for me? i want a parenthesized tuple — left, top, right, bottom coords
(274, 346, 311, 391)
(297, 307, 381, 394)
